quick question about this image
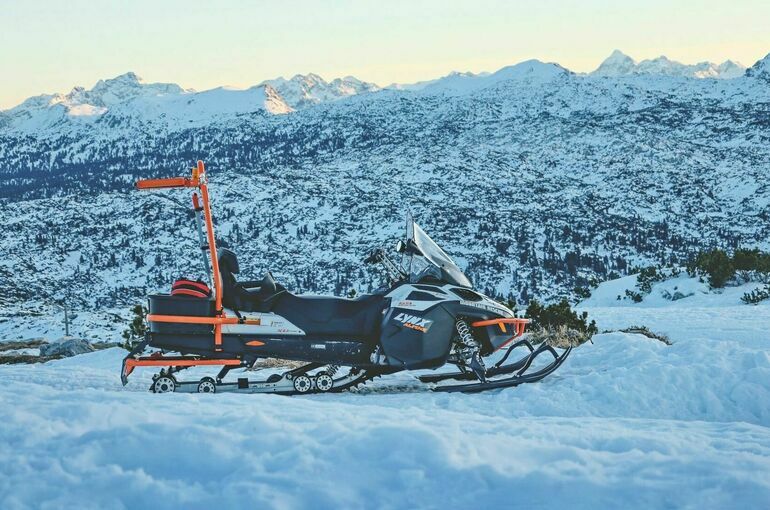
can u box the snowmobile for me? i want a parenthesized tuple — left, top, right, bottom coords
(121, 161, 571, 394)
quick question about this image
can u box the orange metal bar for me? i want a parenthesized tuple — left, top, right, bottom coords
(147, 314, 261, 326)
(147, 314, 235, 325)
(122, 357, 242, 378)
(471, 318, 530, 351)
(196, 160, 226, 350)
(126, 358, 241, 368)
(471, 318, 530, 327)
(136, 177, 198, 189)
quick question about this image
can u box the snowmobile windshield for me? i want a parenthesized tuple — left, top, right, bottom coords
(406, 221, 473, 288)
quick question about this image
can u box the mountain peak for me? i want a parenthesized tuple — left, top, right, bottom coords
(593, 50, 637, 76)
(746, 52, 770, 81)
(492, 59, 570, 80)
(607, 49, 635, 63)
(112, 71, 142, 83)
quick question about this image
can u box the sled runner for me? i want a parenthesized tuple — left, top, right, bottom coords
(121, 161, 571, 394)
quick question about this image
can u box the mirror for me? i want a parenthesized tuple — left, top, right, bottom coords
(395, 240, 405, 253)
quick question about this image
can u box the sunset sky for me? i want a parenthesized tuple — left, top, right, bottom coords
(2, 0, 769, 109)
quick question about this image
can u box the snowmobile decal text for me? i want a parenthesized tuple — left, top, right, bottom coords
(460, 300, 511, 315)
(393, 313, 433, 333)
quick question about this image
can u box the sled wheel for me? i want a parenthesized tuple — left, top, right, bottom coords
(315, 372, 334, 392)
(293, 374, 313, 393)
(197, 377, 217, 394)
(152, 375, 176, 394)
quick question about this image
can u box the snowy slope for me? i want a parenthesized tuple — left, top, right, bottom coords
(1, 298, 769, 508)
(578, 273, 768, 308)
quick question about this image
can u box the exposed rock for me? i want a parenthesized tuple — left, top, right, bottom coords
(40, 338, 95, 358)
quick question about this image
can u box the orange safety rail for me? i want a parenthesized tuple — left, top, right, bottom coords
(471, 318, 531, 351)
(146, 314, 262, 326)
(122, 356, 242, 380)
(472, 317, 530, 334)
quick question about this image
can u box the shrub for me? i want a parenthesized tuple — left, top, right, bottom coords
(688, 249, 735, 288)
(122, 304, 147, 350)
(741, 284, 770, 305)
(733, 248, 761, 271)
(526, 299, 598, 338)
(636, 266, 664, 294)
(574, 286, 592, 299)
(625, 289, 643, 303)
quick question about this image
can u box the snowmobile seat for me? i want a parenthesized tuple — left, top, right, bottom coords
(239, 272, 287, 312)
(271, 292, 385, 340)
(217, 249, 383, 337)
(218, 249, 286, 313)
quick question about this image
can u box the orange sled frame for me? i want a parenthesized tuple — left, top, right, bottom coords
(122, 161, 250, 384)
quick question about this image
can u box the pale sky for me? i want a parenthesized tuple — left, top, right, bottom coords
(2, 0, 769, 109)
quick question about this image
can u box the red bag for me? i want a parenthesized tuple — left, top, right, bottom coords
(171, 278, 212, 298)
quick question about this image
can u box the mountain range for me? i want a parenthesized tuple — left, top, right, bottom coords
(1, 50, 769, 340)
(591, 49, 746, 79)
(0, 50, 760, 134)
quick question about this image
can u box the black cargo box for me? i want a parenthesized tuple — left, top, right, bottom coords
(148, 294, 215, 335)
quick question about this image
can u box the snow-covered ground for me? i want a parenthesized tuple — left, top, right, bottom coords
(1, 278, 769, 509)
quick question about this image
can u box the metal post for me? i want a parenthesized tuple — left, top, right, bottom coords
(192, 193, 212, 285)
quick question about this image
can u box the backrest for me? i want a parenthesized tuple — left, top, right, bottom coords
(218, 248, 240, 276)
(217, 249, 240, 309)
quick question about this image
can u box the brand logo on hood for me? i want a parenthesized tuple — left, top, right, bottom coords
(393, 312, 433, 333)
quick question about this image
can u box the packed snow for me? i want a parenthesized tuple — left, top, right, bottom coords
(1, 279, 769, 509)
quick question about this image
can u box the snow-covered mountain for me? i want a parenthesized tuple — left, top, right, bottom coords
(1, 51, 770, 340)
(387, 71, 488, 91)
(412, 60, 571, 94)
(0, 72, 292, 134)
(259, 73, 379, 109)
(591, 50, 746, 79)
(746, 53, 770, 81)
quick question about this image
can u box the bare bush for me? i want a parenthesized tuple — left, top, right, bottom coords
(529, 325, 590, 348)
(618, 326, 672, 345)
